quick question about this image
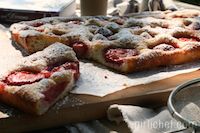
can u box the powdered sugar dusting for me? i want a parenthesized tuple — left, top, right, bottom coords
(53, 95, 85, 111)
(19, 30, 42, 38)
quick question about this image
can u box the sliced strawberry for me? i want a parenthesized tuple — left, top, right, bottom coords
(0, 82, 5, 93)
(105, 48, 138, 65)
(51, 62, 80, 80)
(4, 62, 79, 86)
(31, 22, 44, 27)
(70, 42, 88, 58)
(178, 37, 198, 42)
(5, 71, 46, 86)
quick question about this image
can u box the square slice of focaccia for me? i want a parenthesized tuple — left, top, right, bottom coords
(0, 43, 79, 115)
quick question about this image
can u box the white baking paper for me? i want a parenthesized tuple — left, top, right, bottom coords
(71, 61, 200, 96)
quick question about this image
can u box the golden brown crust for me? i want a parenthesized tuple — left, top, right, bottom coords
(12, 33, 61, 54)
(0, 89, 39, 114)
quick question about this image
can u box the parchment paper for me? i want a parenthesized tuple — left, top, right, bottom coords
(1, 25, 200, 97)
(72, 61, 200, 96)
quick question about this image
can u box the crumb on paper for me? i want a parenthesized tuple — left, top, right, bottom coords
(123, 83, 127, 86)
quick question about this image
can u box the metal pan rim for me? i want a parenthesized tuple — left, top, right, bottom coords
(168, 78, 200, 130)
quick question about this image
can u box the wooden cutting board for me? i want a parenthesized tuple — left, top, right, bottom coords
(1, 70, 200, 133)
(0, 33, 200, 133)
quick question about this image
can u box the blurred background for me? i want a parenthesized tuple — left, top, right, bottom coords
(0, 0, 199, 23)
(179, 0, 200, 5)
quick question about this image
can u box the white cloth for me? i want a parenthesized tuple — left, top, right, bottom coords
(107, 104, 193, 133)
(65, 120, 111, 133)
(64, 105, 194, 133)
